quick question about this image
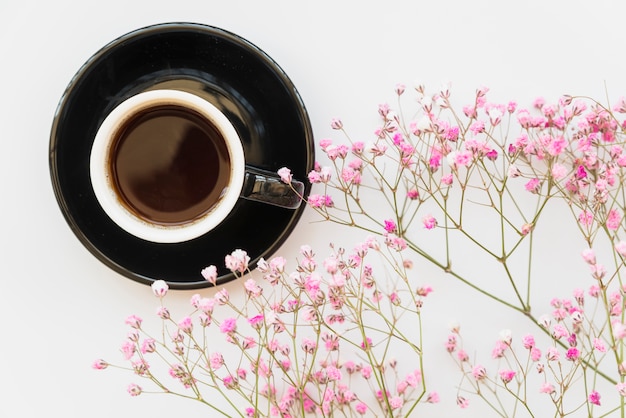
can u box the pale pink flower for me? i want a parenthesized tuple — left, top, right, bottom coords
(546, 346, 560, 361)
(551, 163, 568, 180)
(277, 167, 292, 184)
(330, 118, 343, 130)
(151, 280, 168, 298)
(210, 352, 224, 369)
(531, 347, 542, 362)
(127, 383, 142, 396)
(457, 396, 469, 409)
(607, 208, 622, 230)
(389, 396, 403, 410)
(441, 173, 454, 185)
(594, 338, 607, 353)
(178, 316, 193, 334)
(201, 265, 218, 284)
(121, 340, 135, 360)
(355, 402, 368, 415)
(540, 382, 555, 394)
(617, 383, 626, 397)
(92, 359, 108, 370)
(615, 241, 626, 257)
(426, 392, 440, 403)
(361, 365, 372, 379)
(125, 314, 142, 329)
(244, 279, 262, 297)
(578, 210, 594, 227)
(225, 249, 250, 274)
(581, 248, 596, 264)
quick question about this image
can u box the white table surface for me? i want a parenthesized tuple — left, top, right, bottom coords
(2, 0, 626, 416)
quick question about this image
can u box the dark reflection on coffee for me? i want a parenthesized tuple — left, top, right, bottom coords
(109, 105, 231, 225)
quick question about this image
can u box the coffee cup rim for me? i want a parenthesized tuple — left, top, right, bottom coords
(90, 89, 246, 243)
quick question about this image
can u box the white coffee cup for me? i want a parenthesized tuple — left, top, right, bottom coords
(90, 89, 302, 243)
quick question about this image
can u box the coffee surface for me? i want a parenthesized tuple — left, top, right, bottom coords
(109, 105, 231, 225)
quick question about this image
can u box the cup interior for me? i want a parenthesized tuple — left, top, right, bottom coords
(90, 89, 246, 243)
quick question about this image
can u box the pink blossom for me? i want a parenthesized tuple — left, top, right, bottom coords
(210, 352, 224, 369)
(127, 383, 142, 396)
(225, 249, 250, 274)
(617, 383, 626, 397)
(594, 338, 607, 352)
(248, 314, 264, 329)
(319, 138, 333, 150)
(361, 365, 372, 379)
(578, 210, 594, 227)
(581, 248, 596, 264)
(492, 340, 508, 358)
(551, 163, 567, 180)
(125, 314, 142, 329)
(423, 215, 437, 229)
(244, 279, 262, 297)
(472, 365, 487, 380)
(525, 178, 541, 193)
(330, 118, 343, 130)
(522, 334, 535, 349)
(151, 280, 168, 298)
(607, 208, 622, 230)
(355, 402, 368, 415)
(457, 396, 469, 409)
(589, 390, 601, 406)
(389, 396, 403, 410)
(426, 392, 440, 403)
(384, 219, 398, 233)
(531, 347, 542, 362)
(566, 347, 580, 361)
(219, 317, 237, 334)
(92, 359, 108, 370)
(546, 346, 560, 361)
(540, 382, 555, 394)
(178, 316, 193, 334)
(277, 167, 292, 184)
(441, 174, 454, 185)
(200, 265, 218, 284)
(499, 369, 516, 384)
(615, 241, 626, 257)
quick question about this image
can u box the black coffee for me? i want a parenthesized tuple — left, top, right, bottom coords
(108, 104, 231, 225)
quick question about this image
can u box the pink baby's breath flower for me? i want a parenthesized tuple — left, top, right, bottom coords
(540, 382, 556, 394)
(578, 210, 594, 227)
(220, 317, 237, 334)
(457, 396, 469, 409)
(594, 338, 607, 352)
(384, 219, 397, 233)
(355, 402, 368, 415)
(423, 215, 437, 230)
(127, 383, 142, 396)
(210, 352, 224, 369)
(566, 347, 580, 361)
(472, 365, 487, 380)
(225, 249, 250, 274)
(426, 391, 440, 403)
(499, 369, 516, 384)
(125, 314, 142, 329)
(522, 334, 535, 349)
(178, 316, 193, 334)
(617, 383, 626, 397)
(92, 359, 108, 370)
(330, 118, 343, 130)
(589, 390, 601, 406)
(607, 208, 622, 230)
(201, 265, 218, 284)
(525, 178, 541, 194)
(277, 167, 292, 184)
(151, 280, 168, 298)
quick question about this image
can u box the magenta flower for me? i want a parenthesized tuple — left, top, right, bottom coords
(384, 219, 397, 233)
(566, 347, 580, 361)
(589, 390, 601, 406)
(219, 317, 237, 334)
(422, 215, 437, 230)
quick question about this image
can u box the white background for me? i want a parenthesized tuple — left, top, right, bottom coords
(2, 0, 626, 416)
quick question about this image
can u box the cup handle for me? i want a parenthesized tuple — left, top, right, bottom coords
(241, 166, 304, 209)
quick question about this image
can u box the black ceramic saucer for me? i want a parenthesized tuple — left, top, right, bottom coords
(49, 23, 314, 289)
